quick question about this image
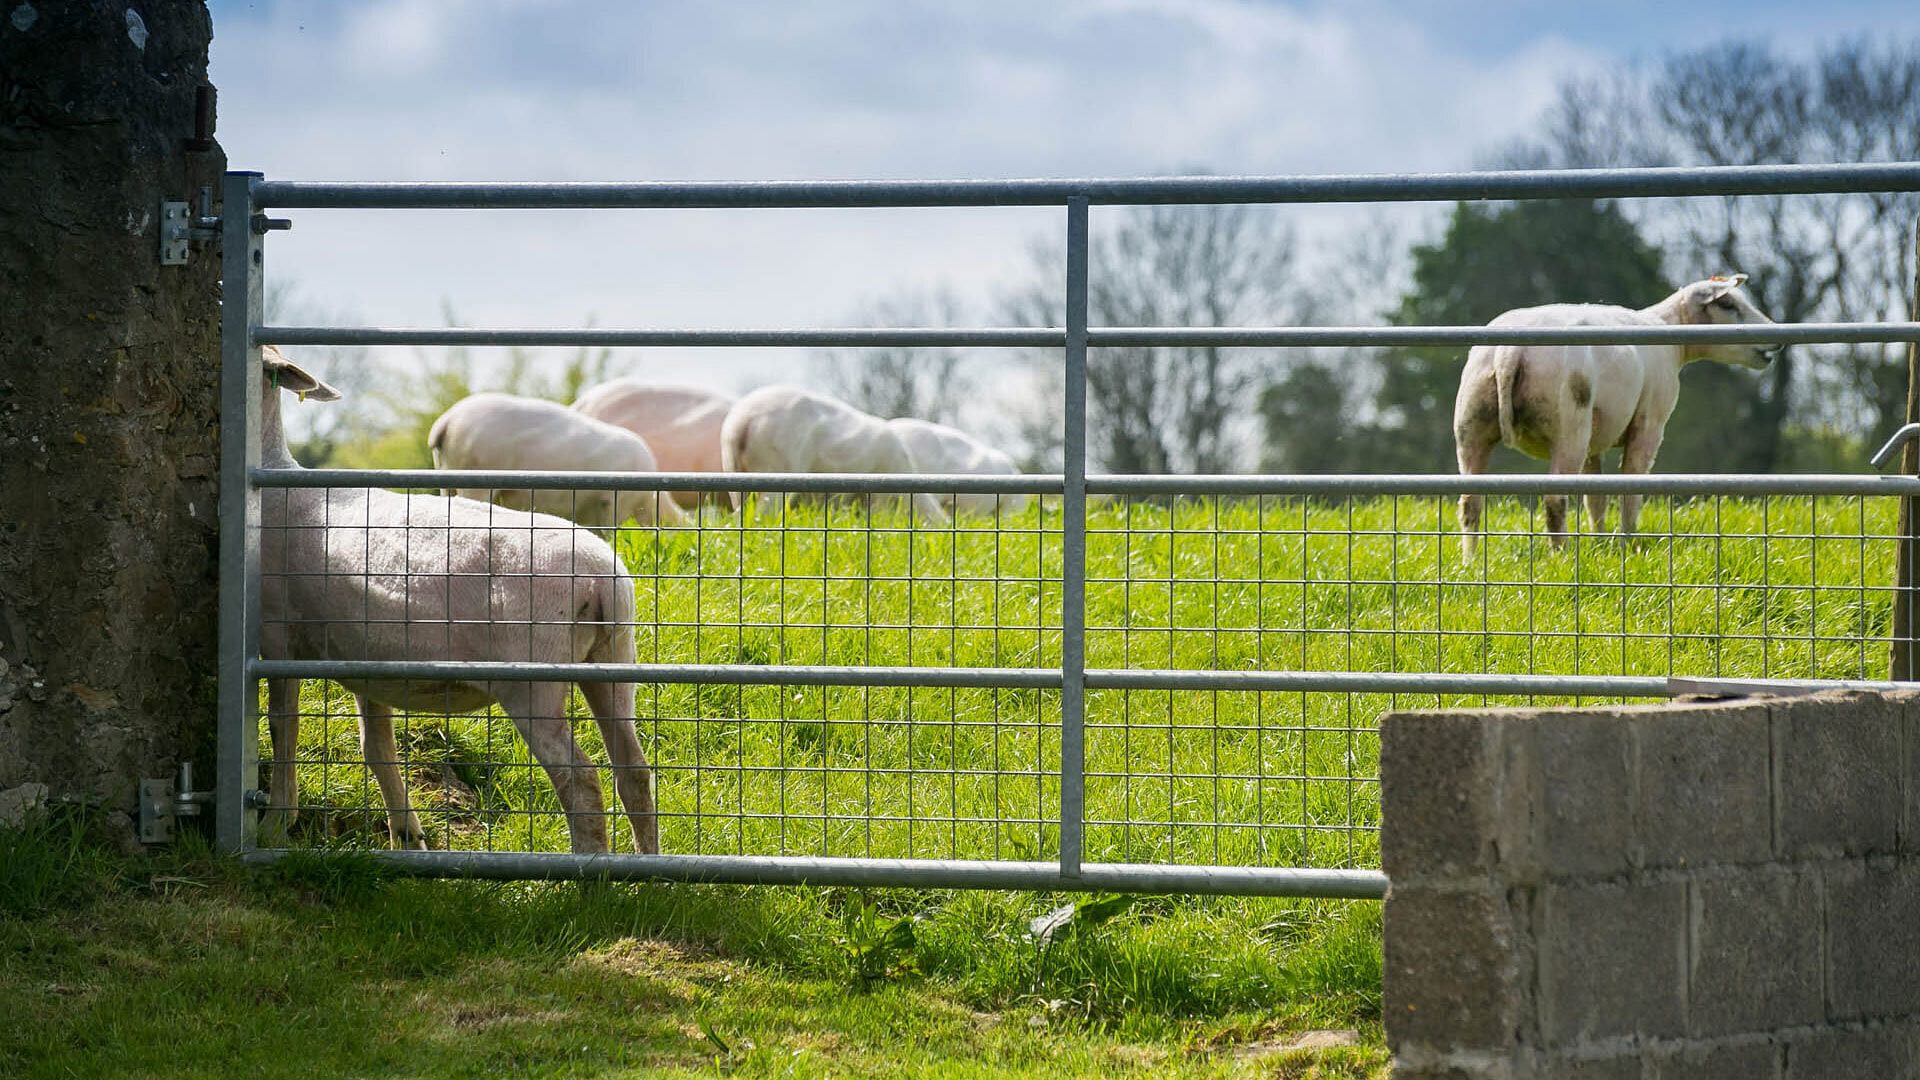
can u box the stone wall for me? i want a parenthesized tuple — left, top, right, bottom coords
(1382, 690, 1920, 1078)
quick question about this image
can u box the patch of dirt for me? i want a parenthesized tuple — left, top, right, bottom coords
(443, 1002, 568, 1031)
(1230, 1028, 1360, 1060)
(571, 937, 743, 998)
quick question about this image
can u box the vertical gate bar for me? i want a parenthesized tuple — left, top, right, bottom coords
(1892, 218, 1920, 681)
(1060, 196, 1090, 876)
(216, 171, 266, 853)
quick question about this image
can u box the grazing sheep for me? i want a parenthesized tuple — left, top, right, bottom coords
(1453, 274, 1780, 555)
(571, 380, 736, 510)
(719, 385, 949, 523)
(885, 416, 1028, 516)
(428, 392, 687, 529)
(258, 349, 657, 854)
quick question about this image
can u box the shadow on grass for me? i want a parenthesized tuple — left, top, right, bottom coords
(0, 812, 1386, 1078)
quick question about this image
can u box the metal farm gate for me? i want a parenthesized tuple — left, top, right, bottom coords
(212, 164, 1920, 897)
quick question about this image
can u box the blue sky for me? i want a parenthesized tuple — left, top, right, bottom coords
(203, 0, 1920, 405)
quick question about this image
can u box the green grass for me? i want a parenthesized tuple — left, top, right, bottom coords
(0, 812, 1388, 1077)
(56, 490, 1870, 1076)
(273, 493, 1896, 867)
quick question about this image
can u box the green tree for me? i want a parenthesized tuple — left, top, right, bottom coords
(1511, 39, 1920, 469)
(1364, 198, 1673, 473)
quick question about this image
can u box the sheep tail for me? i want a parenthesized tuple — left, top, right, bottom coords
(585, 553, 638, 665)
(1493, 348, 1524, 449)
(720, 411, 753, 512)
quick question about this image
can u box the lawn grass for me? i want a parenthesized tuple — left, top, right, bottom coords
(44, 490, 1882, 1076)
(275, 492, 1896, 867)
(1, 812, 1388, 1078)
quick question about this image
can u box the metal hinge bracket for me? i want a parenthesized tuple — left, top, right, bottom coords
(158, 187, 224, 266)
(139, 762, 215, 843)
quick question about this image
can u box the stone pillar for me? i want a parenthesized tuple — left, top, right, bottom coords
(0, 1, 225, 835)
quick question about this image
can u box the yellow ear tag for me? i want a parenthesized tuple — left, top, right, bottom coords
(298, 390, 308, 402)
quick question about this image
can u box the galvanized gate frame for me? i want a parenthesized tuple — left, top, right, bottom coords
(218, 164, 1920, 897)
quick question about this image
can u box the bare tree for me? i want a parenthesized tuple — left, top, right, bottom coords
(814, 288, 972, 423)
(1509, 40, 1920, 467)
(1004, 202, 1304, 473)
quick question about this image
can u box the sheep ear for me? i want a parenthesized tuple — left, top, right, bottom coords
(1707, 273, 1748, 298)
(262, 345, 343, 402)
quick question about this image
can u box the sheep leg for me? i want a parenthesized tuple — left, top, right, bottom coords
(582, 679, 658, 855)
(1542, 445, 1590, 550)
(261, 677, 301, 844)
(1618, 427, 1666, 537)
(496, 682, 610, 854)
(912, 491, 951, 526)
(1583, 455, 1609, 535)
(356, 696, 427, 850)
(1455, 438, 1494, 561)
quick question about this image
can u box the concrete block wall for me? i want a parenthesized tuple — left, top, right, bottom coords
(1381, 690, 1920, 1078)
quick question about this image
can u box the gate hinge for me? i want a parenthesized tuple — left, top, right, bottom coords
(139, 762, 215, 843)
(159, 187, 222, 266)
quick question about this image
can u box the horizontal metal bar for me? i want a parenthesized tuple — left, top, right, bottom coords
(259, 325, 1062, 348)
(250, 659, 1062, 689)
(1087, 670, 1916, 698)
(1666, 678, 1919, 697)
(253, 162, 1920, 209)
(258, 467, 1920, 497)
(244, 660, 1909, 699)
(1091, 323, 1920, 348)
(238, 849, 1388, 898)
(256, 466, 1064, 495)
(257, 321, 1920, 351)
(1086, 473, 1920, 496)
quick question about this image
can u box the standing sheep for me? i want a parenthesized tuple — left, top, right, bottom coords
(259, 350, 657, 854)
(571, 379, 737, 511)
(720, 385, 949, 524)
(886, 416, 1028, 516)
(429, 392, 688, 530)
(1453, 274, 1780, 555)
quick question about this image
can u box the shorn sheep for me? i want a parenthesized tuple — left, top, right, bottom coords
(719, 385, 949, 524)
(1453, 275, 1780, 556)
(428, 392, 688, 530)
(885, 416, 1028, 517)
(258, 349, 657, 854)
(570, 379, 737, 510)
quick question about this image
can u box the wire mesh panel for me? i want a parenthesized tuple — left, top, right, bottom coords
(253, 478, 1904, 874)
(220, 162, 1920, 894)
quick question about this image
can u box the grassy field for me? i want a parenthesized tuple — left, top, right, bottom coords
(6, 493, 1891, 1076)
(280, 492, 1896, 867)
(1, 812, 1386, 1077)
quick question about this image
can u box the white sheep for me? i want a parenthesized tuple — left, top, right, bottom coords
(1453, 275, 1780, 555)
(719, 385, 949, 523)
(571, 379, 737, 511)
(258, 349, 657, 854)
(885, 416, 1028, 517)
(428, 392, 688, 529)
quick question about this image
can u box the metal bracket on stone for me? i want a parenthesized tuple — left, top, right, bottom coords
(138, 762, 215, 844)
(158, 188, 225, 266)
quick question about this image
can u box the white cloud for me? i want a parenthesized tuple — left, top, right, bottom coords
(208, 0, 1610, 410)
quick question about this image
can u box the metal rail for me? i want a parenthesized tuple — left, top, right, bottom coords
(258, 322, 1920, 350)
(239, 849, 1389, 899)
(253, 162, 1920, 208)
(221, 161, 1920, 895)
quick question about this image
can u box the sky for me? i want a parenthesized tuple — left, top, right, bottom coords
(204, 0, 1920, 416)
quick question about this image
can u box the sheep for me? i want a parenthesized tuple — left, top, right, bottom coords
(719, 385, 950, 524)
(885, 416, 1028, 517)
(428, 392, 688, 530)
(1452, 274, 1780, 556)
(257, 348, 657, 854)
(571, 379, 736, 511)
